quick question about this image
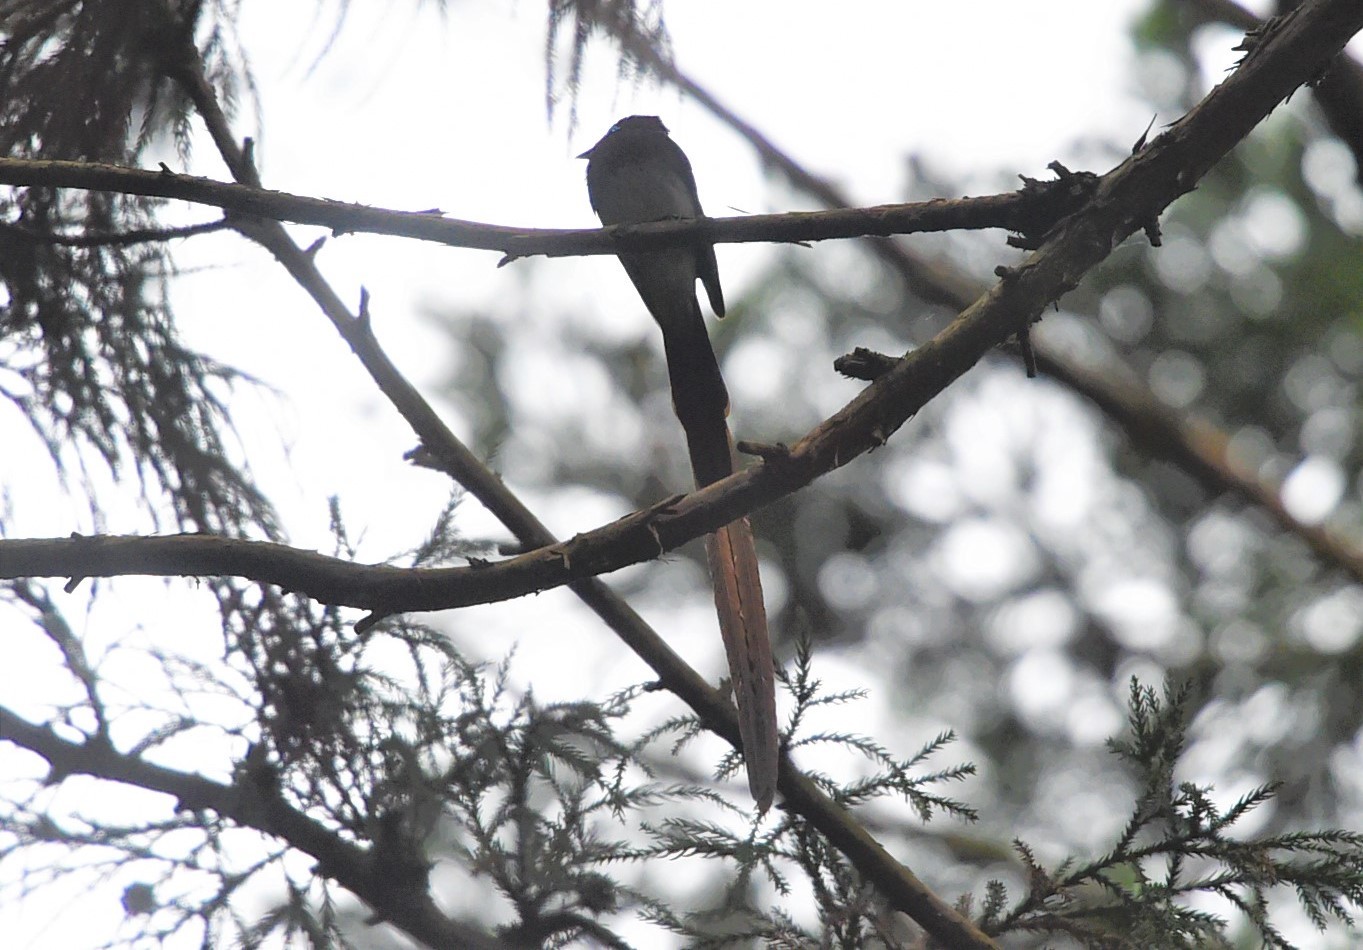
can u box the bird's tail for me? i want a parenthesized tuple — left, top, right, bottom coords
(661, 311, 779, 812)
(705, 514, 778, 811)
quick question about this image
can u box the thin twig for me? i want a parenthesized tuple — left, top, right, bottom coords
(0, 216, 229, 247)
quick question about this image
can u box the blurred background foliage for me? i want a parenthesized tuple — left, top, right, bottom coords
(435, 0, 1363, 919)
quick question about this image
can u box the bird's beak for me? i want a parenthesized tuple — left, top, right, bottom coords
(576, 147, 593, 160)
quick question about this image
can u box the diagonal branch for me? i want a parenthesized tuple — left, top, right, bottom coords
(1034, 349, 1363, 584)
(609, 0, 1363, 588)
(1181, 0, 1363, 182)
(0, 706, 506, 950)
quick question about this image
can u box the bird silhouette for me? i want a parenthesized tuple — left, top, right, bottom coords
(581, 115, 778, 811)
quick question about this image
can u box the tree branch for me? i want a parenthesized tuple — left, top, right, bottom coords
(1032, 349, 1363, 583)
(0, 155, 1091, 260)
(161, 19, 1001, 950)
(0, 216, 229, 247)
(1181, 0, 1363, 183)
(0, 706, 506, 950)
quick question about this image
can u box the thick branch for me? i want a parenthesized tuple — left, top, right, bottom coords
(1183, 0, 1363, 183)
(0, 706, 505, 950)
(619, 2, 1363, 589)
(0, 156, 1084, 259)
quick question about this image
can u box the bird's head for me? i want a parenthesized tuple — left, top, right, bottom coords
(577, 115, 670, 160)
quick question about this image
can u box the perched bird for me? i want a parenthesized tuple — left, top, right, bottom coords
(580, 115, 778, 811)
